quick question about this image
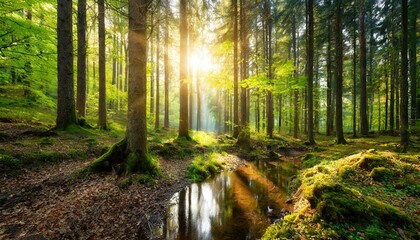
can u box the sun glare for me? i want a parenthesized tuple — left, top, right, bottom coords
(190, 48, 214, 73)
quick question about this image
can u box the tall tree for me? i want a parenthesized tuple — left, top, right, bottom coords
(359, 0, 368, 136)
(90, 0, 156, 174)
(240, 0, 248, 130)
(265, 0, 274, 138)
(306, 0, 315, 145)
(155, 24, 160, 129)
(292, 15, 299, 139)
(233, 0, 239, 138)
(352, 4, 358, 137)
(400, 0, 409, 150)
(409, 0, 417, 125)
(164, 0, 170, 128)
(326, 0, 333, 136)
(56, 0, 77, 129)
(179, 0, 189, 138)
(98, 0, 107, 129)
(334, 0, 346, 144)
(76, 0, 87, 118)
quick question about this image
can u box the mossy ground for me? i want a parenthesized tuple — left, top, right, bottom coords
(263, 134, 420, 239)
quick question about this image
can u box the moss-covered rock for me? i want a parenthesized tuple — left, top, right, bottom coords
(370, 167, 394, 181)
(305, 181, 408, 225)
(354, 153, 389, 170)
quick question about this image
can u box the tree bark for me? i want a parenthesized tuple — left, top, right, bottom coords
(306, 0, 315, 144)
(326, 0, 333, 136)
(359, 0, 368, 136)
(335, 0, 346, 144)
(98, 0, 107, 129)
(76, 0, 87, 118)
(155, 24, 160, 129)
(409, 0, 418, 125)
(179, 0, 189, 138)
(352, 13, 357, 137)
(292, 16, 299, 139)
(56, 0, 77, 129)
(164, 0, 170, 128)
(400, 0, 409, 150)
(233, 0, 239, 138)
(265, 0, 273, 138)
(126, 0, 150, 171)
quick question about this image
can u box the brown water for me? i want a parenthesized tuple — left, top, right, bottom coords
(163, 158, 298, 240)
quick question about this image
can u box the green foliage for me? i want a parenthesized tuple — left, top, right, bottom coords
(187, 152, 224, 182)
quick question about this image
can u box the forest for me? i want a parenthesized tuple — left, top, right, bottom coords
(0, 0, 419, 239)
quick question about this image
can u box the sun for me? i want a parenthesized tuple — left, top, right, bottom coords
(190, 48, 214, 73)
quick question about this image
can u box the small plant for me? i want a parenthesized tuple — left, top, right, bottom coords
(135, 174, 156, 185)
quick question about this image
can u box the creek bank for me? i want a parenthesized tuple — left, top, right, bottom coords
(262, 149, 420, 239)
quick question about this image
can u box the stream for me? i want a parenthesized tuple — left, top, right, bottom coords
(162, 157, 299, 240)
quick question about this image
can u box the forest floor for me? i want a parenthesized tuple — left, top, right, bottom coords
(0, 118, 419, 239)
(0, 120, 248, 240)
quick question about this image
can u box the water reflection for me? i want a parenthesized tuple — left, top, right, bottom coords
(164, 159, 297, 240)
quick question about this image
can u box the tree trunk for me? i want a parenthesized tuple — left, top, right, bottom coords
(240, 0, 248, 130)
(385, 53, 389, 131)
(150, 13, 155, 116)
(56, 0, 77, 129)
(335, 0, 346, 144)
(409, 0, 418, 125)
(76, 0, 87, 118)
(98, 0, 107, 129)
(196, 73, 201, 131)
(265, 0, 273, 138)
(88, 0, 156, 174)
(164, 0, 170, 128)
(179, 0, 189, 138)
(155, 25, 160, 129)
(306, 0, 315, 144)
(352, 15, 357, 137)
(233, 0, 239, 138)
(400, 0, 409, 150)
(292, 16, 299, 139)
(359, 0, 368, 136)
(326, 0, 333, 136)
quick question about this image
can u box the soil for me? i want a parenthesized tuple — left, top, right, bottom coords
(0, 122, 245, 240)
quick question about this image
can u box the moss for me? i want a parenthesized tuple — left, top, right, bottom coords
(355, 154, 388, 170)
(126, 152, 159, 175)
(135, 174, 156, 185)
(0, 154, 22, 172)
(187, 152, 223, 182)
(302, 154, 321, 168)
(39, 137, 56, 146)
(89, 139, 127, 172)
(370, 167, 394, 182)
(305, 181, 408, 225)
(338, 165, 355, 179)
